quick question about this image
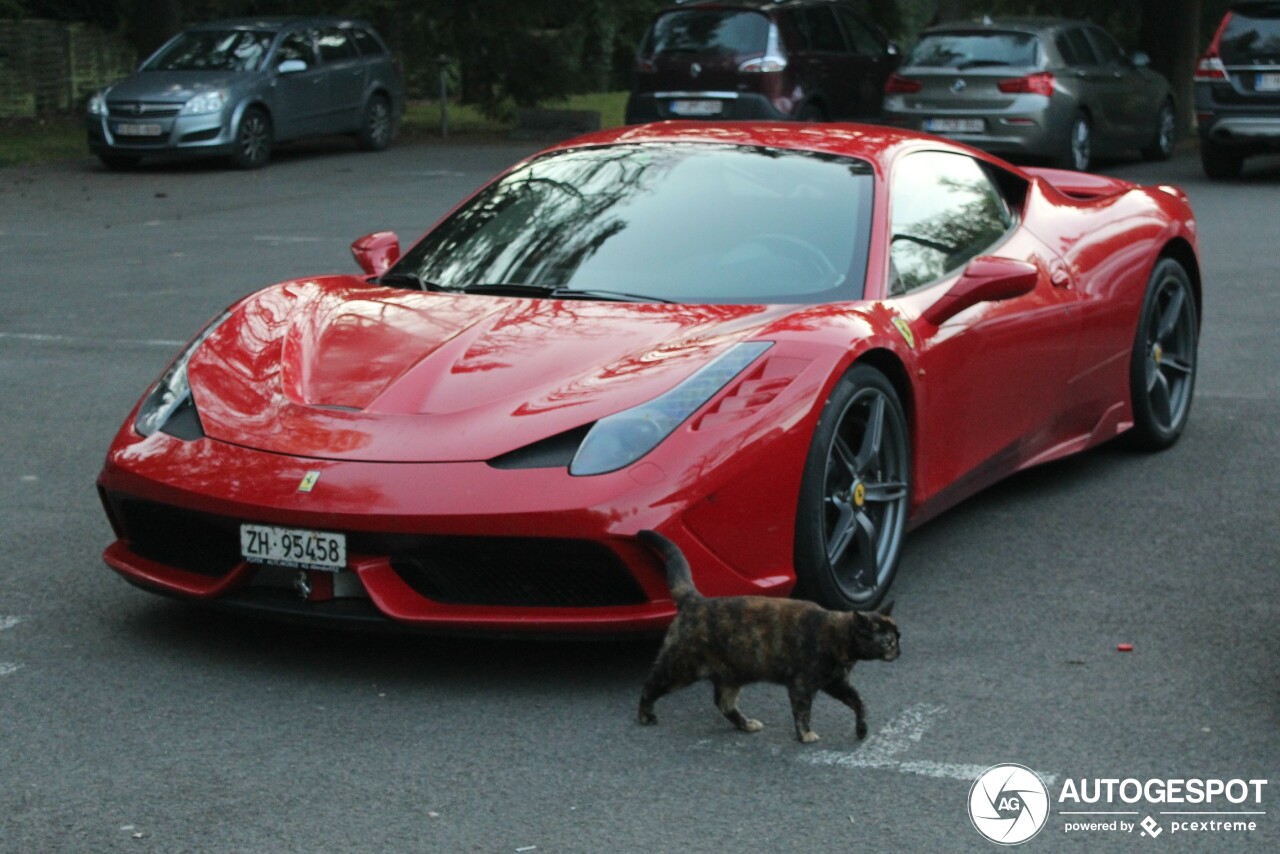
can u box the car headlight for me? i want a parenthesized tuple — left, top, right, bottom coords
(180, 90, 227, 115)
(88, 91, 108, 117)
(134, 309, 232, 437)
(569, 341, 773, 476)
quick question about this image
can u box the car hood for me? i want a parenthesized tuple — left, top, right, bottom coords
(106, 71, 250, 102)
(187, 277, 788, 462)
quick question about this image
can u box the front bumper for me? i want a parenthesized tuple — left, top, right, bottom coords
(882, 96, 1068, 160)
(87, 109, 236, 159)
(97, 424, 805, 635)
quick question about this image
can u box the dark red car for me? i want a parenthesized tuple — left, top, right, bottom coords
(98, 122, 1200, 635)
(625, 0, 900, 123)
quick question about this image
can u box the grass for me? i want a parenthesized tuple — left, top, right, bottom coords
(0, 91, 630, 167)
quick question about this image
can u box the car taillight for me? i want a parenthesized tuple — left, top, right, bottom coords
(739, 56, 787, 73)
(997, 72, 1055, 97)
(884, 73, 922, 94)
(635, 57, 656, 73)
(1195, 12, 1233, 82)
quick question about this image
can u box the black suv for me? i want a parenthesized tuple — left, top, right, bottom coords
(1195, 2, 1280, 178)
(625, 0, 899, 124)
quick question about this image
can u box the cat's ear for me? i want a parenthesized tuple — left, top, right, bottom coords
(877, 600, 894, 617)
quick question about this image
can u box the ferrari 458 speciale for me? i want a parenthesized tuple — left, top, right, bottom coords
(98, 121, 1200, 633)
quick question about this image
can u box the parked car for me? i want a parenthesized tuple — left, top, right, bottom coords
(86, 16, 404, 170)
(882, 17, 1175, 171)
(1195, 2, 1280, 179)
(97, 122, 1200, 632)
(625, 0, 899, 124)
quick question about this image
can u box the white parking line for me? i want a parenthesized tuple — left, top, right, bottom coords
(801, 703, 1059, 786)
(0, 616, 24, 631)
(1, 616, 25, 678)
(0, 332, 182, 348)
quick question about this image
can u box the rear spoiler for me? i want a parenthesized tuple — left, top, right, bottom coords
(1023, 167, 1135, 200)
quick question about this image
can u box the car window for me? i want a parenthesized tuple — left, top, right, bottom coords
(888, 152, 1014, 295)
(642, 10, 769, 56)
(799, 6, 849, 53)
(276, 31, 315, 66)
(315, 27, 357, 63)
(144, 29, 275, 72)
(908, 31, 1040, 69)
(1219, 8, 1280, 63)
(390, 143, 874, 305)
(835, 7, 884, 57)
(1085, 26, 1126, 66)
(1063, 28, 1099, 66)
(1054, 33, 1079, 65)
(350, 27, 386, 56)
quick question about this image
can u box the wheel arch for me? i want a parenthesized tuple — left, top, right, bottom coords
(1158, 237, 1202, 329)
(852, 346, 916, 460)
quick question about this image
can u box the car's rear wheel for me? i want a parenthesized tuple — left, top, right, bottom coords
(356, 94, 394, 151)
(1056, 111, 1092, 171)
(230, 107, 272, 169)
(794, 364, 910, 610)
(1127, 258, 1198, 451)
(1141, 101, 1176, 161)
(1200, 139, 1243, 180)
(98, 153, 141, 171)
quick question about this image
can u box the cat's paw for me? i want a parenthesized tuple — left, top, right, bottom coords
(799, 730, 820, 744)
(743, 718, 764, 733)
(638, 710, 658, 725)
(856, 719, 868, 740)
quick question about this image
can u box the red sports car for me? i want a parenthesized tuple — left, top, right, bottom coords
(97, 122, 1200, 634)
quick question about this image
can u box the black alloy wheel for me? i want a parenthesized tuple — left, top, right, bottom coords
(1128, 258, 1198, 451)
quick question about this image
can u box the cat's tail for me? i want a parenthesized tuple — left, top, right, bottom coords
(637, 530, 701, 608)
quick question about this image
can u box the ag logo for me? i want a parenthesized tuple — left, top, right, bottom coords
(969, 763, 1050, 845)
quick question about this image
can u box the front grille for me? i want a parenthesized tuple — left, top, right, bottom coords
(110, 496, 240, 577)
(384, 536, 646, 608)
(108, 102, 181, 119)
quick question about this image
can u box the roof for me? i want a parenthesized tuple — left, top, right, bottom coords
(921, 16, 1088, 37)
(186, 16, 373, 31)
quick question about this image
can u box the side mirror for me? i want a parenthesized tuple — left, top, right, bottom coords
(277, 59, 307, 74)
(351, 231, 401, 276)
(1130, 52, 1151, 68)
(921, 256, 1038, 325)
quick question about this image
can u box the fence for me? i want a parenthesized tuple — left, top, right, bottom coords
(0, 20, 135, 118)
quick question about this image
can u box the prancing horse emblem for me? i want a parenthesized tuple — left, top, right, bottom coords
(297, 470, 321, 493)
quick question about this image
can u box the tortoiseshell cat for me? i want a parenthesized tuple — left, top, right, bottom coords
(636, 530, 900, 743)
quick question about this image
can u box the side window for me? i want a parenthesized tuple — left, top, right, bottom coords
(1054, 33, 1078, 66)
(888, 152, 1014, 295)
(786, 10, 813, 51)
(835, 8, 883, 57)
(1064, 27, 1099, 66)
(315, 27, 357, 63)
(1085, 26, 1126, 66)
(276, 31, 315, 67)
(350, 28, 385, 56)
(801, 6, 849, 53)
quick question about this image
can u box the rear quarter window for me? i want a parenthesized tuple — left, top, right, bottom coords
(350, 28, 386, 56)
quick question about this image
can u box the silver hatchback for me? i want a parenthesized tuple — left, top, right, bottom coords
(882, 18, 1174, 171)
(86, 16, 404, 170)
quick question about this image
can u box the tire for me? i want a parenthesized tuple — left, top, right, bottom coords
(794, 364, 911, 610)
(1055, 111, 1092, 171)
(1140, 101, 1176, 161)
(1200, 139, 1243, 180)
(98, 153, 141, 171)
(356, 94, 394, 151)
(1127, 258, 1198, 451)
(230, 107, 272, 169)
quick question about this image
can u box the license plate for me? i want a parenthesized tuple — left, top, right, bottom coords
(924, 118, 984, 134)
(240, 524, 346, 572)
(1257, 73, 1280, 92)
(115, 122, 163, 136)
(669, 99, 723, 117)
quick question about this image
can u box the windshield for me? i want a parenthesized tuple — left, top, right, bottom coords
(145, 29, 275, 72)
(389, 143, 873, 305)
(642, 10, 770, 56)
(1221, 8, 1280, 63)
(909, 31, 1041, 69)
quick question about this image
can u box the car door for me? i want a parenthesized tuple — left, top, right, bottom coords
(1085, 25, 1149, 142)
(833, 5, 896, 119)
(1061, 26, 1126, 144)
(885, 151, 1081, 497)
(270, 29, 326, 139)
(790, 4, 857, 118)
(314, 26, 366, 131)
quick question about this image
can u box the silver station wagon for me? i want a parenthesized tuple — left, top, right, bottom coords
(86, 16, 404, 170)
(882, 17, 1174, 171)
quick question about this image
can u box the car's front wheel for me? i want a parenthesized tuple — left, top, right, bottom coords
(1127, 258, 1198, 451)
(230, 107, 272, 169)
(356, 94, 394, 151)
(794, 364, 910, 611)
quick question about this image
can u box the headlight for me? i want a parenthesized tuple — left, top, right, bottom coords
(180, 90, 227, 115)
(88, 91, 108, 117)
(134, 309, 232, 437)
(569, 341, 773, 476)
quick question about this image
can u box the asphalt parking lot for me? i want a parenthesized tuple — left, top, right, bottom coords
(1, 137, 1278, 852)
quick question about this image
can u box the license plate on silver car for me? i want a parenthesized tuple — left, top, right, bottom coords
(115, 122, 163, 136)
(1257, 73, 1280, 92)
(669, 99, 723, 117)
(240, 524, 346, 572)
(924, 118, 984, 134)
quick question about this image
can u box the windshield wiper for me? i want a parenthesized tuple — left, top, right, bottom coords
(377, 271, 445, 291)
(458, 283, 674, 303)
